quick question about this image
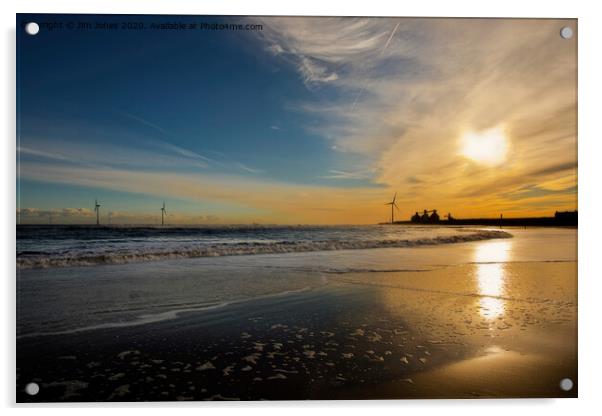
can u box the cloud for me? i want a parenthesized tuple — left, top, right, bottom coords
(18, 138, 209, 171)
(17, 207, 95, 224)
(17, 161, 387, 224)
(17, 133, 260, 176)
(529, 161, 577, 177)
(17, 207, 222, 225)
(259, 17, 391, 86)
(118, 111, 171, 136)
(319, 169, 372, 180)
(258, 17, 577, 217)
(155, 141, 212, 168)
(406, 176, 423, 184)
(17, 18, 578, 223)
(17, 146, 68, 162)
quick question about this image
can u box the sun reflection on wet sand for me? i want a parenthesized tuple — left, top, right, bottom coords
(473, 239, 512, 320)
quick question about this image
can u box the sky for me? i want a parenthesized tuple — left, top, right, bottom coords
(16, 15, 577, 224)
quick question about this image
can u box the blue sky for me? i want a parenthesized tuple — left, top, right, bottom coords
(17, 15, 577, 224)
(17, 15, 350, 182)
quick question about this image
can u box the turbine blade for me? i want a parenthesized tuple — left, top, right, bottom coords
(393, 192, 397, 203)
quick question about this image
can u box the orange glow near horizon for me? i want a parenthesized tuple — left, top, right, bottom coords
(16, 160, 577, 225)
(16, 19, 576, 225)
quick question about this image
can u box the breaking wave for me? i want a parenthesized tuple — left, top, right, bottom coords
(17, 230, 511, 270)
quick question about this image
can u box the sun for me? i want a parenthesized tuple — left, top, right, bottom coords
(460, 126, 508, 166)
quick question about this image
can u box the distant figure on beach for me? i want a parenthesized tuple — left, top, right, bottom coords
(411, 212, 421, 222)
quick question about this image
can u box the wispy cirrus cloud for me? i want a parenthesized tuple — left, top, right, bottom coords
(17, 18, 577, 223)
(261, 17, 391, 87)
(118, 111, 171, 136)
(155, 141, 213, 168)
(17, 161, 386, 224)
(18, 138, 212, 171)
(118, 111, 258, 173)
(319, 169, 373, 180)
(17, 146, 69, 162)
(256, 17, 577, 217)
(18, 116, 261, 175)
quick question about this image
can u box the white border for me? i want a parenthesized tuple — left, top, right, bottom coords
(3, 1, 602, 415)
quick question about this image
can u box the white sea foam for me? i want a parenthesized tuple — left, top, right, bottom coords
(17, 230, 511, 270)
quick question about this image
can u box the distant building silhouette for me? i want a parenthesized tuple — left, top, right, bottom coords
(412, 209, 441, 224)
(404, 209, 577, 226)
(430, 209, 440, 223)
(555, 210, 578, 224)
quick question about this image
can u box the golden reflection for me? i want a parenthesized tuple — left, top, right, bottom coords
(473, 240, 512, 320)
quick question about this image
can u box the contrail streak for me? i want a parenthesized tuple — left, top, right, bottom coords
(350, 22, 400, 112)
(382, 22, 401, 52)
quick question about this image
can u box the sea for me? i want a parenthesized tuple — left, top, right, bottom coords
(18, 224, 574, 339)
(16, 224, 508, 270)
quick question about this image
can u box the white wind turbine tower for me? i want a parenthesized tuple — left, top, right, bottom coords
(161, 201, 167, 226)
(94, 198, 101, 225)
(384, 192, 400, 224)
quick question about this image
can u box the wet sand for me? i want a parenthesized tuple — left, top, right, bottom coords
(17, 241, 577, 401)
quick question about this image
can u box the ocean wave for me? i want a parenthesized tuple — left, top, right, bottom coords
(17, 230, 512, 270)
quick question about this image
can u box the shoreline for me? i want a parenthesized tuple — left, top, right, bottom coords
(17, 257, 577, 401)
(17, 228, 512, 270)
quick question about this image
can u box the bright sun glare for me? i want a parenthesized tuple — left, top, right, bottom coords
(460, 126, 508, 166)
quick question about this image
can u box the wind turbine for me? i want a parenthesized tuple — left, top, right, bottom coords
(161, 201, 167, 226)
(94, 198, 101, 225)
(384, 193, 400, 224)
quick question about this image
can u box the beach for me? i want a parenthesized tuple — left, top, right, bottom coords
(16, 226, 577, 401)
